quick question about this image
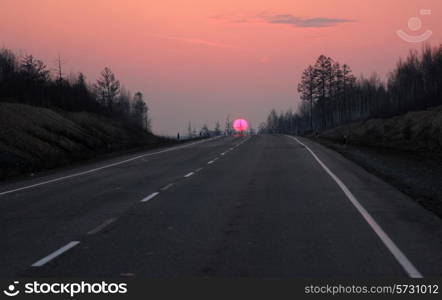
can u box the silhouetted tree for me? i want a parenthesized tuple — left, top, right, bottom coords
(214, 121, 222, 136)
(264, 44, 442, 135)
(225, 115, 233, 135)
(116, 86, 131, 119)
(94, 67, 120, 112)
(200, 124, 210, 137)
(297, 65, 316, 131)
(0, 47, 156, 132)
(132, 92, 150, 131)
(187, 122, 193, 138)
(20, 55, 50, 83)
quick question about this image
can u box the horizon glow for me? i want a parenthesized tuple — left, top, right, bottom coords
(0, 0, 441, 135)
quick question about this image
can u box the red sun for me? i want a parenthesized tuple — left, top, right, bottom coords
(233, 118, 248, 132)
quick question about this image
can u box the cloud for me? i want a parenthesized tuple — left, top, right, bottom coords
(265, 14, 353, 27)
(213, 13, 355, 28)
(155, 35, 239, 49)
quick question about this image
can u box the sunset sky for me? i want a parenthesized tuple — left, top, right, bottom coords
(1, 0, 441, 135)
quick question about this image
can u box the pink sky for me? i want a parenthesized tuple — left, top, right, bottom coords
(1, 0, 441, 135)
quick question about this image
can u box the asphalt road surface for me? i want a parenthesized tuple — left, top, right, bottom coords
(1, 134, 441, 278)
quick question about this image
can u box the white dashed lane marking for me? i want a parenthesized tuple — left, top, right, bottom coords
(31, 241, 80, 267)
(184, 172, 194, 178)
(160, 183, 173, 191)
(87, 218, 117, 235)
(140, 192, 160, 203)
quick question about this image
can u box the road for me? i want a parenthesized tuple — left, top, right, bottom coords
(1, 134, 441, 277)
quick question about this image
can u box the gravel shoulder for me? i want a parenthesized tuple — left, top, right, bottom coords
(312, 137, 442, 219)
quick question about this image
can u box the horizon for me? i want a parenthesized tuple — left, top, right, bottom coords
(1, 0, 441, 135)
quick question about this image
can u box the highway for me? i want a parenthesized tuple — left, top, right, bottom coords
(1, 134, 441, 277)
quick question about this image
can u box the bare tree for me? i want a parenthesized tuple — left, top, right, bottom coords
(20, 55, 50, 83)
(214, 121, 221, 136)
(187, 122, 193, 138)
(225, 115, 232, 135)
(117, 86, 131, 119)
(94, 67, 120, 112)
(132, 92, 150, 131)
(200, 124, 210, 137)
(297, 65, 316, 131)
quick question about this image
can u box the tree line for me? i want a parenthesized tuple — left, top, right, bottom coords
(184, 115, 256, 139)
(0, 47, 150, 131)
(262, 43, 442, 134)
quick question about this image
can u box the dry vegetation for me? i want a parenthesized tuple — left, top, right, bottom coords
(319, 106, 442, 154)
(0, 102, 165, 179)
(313, 107, 442, 217)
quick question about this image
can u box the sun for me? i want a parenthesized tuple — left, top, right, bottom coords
(233, 118, 248, 132)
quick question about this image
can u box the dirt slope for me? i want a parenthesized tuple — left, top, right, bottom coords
(0, 102, 165, 179)
(319, 107, 442, 155)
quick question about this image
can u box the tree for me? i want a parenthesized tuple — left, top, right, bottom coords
(225, 115, 233, 135)
(94, 67, 120, 112)
(19, 55, 50, 105)
(0, 48, 18, 102)
(0, 46, 160, 132)
(132, 92, 150, 131)
(341, 64, 356, 123)
(313, 55, 333, 129)
(297, 65, 316, 131)
(116, 86, 131, 119)
(200, 124, 210, 137)
(214, 121, 222, 136)
(0, 48, 17, 82)
(71, 72, 97, 112)
(53, 54, 68, 108)
(187, 122, 193, 138)
(20, 55, 50, 83)
(54, 54, 66, 84)
(266, 109, 278, 133)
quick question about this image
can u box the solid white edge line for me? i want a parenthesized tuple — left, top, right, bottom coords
(0, 136, 222, 196)
(184, 172, 194, 178)
(31, 241, 80, 267)
(286, 135, 422, 278)
(207, 160, 214, 164)
(140, 192, 159, 203)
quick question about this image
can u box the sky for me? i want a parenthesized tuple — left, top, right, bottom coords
(1, 0, 441, 135)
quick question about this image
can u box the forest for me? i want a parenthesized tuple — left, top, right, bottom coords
(262, 43, 442, 134)
(0, 48, 150, 131)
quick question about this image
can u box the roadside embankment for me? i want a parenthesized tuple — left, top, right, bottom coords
(0, 102, 173, 179)
(310, 107, 442, 218)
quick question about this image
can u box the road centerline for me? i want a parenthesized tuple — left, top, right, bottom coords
(87, 218, 117, 235)
(161, 183, 174, 191)
(0, 136, 222, 197)
(140, 192, 160, 203)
